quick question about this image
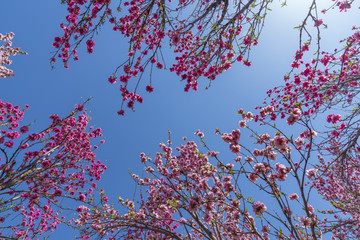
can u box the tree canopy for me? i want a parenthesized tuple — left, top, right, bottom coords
(0, 0, 359, 239)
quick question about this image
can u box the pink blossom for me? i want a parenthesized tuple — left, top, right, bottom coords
(248, 172, 259, 183)
(306, 168, 317, 179)
(314, 19, 323, 27)
(229, 144, 241, 154)
(20, 126, 29, 133)
(252, 201, 267, 215)
(294, 137, 304, 147)
(146, 85, 154, 93)
(307, 204, 314, 213)
(299, 216, 311, 228)
(238, 120, 246, 128)
(289, 193, 299, 201)
(79, 194, 86, 201)
(338, 1, 351, 12)
(194, 129, 204, 138)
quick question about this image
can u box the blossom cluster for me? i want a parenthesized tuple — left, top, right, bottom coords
(75, 139, 279, 239)
(52, 0, 275, 114)
(0, 99, 107, 239)
(0, 32, 26, 78)
(254, 25, 360, 238)
(0, 0, 356, 239)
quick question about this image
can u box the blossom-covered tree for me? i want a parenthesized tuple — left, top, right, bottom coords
(0, 37, 108, 239)
(0, 98, 108, 239)
(1, 0, 358, 239)
(70, 2, 360, 240)
(52, 0, 352, 115)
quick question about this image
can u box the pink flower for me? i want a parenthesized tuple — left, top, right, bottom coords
(294, 137, 304, 147)
(301, 129, 317, 139)
(156, 62, 163, 69)
(102, 196, 109, 202)
(20, 126, 29, 133)
(289, 193, 299, 201)
(253, 201, 267, 215)
(339, 122, 346, 130)
(146, 85, 154, 93)
(76, 206, 84, 212)
(307, 204, 314, 213)
(171, 34, 180, 45)
(108, 76, 117, 84)
(54, 189, 62, 196)
(234, 156, 242, 162)
(244, 112, 254, 121)
(19, 143, 29, 149)
(229, 144, 241, 154)
(274, 136, 286, 148)
(299, 216, 311, 228)
(253, 163, 265, 173)
(294, 75, 301, 85)
(194, 129, 204, 138)
(223, 181, 234, 192)
(338, 1, 351, 12)
(76, 104, 84, 111)
(238, 120, 246, 128)
(306, 168, 317, 179)
(331, 130, 340, 138)
(243, 35, 252, 46)
(314, 19, 323, 27)
(327, 114, 341, 124)
(283, 207, 292, 216)
(248, 172, 259, 183)
(203, 213, 212, 223)
(188, 199, 198, 212)
(286, 115, 297, 125)
(4, 141, 13, 148)
(79, 194, 86, 201)
(86, 39, 95, 47)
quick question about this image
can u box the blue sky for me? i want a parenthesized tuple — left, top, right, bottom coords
(1, 0, 359, 239)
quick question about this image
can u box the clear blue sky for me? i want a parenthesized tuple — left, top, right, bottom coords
(1, 0, 358, 239)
